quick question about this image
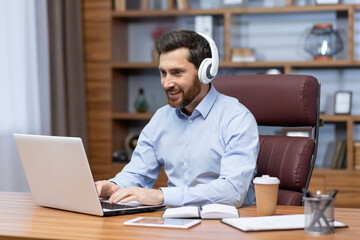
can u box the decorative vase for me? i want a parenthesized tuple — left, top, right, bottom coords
(134, 88, 149, 113)
(304, 23, 343, 61)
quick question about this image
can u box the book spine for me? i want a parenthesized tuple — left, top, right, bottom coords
(114, 0, 126, 11)
(331, 140, 342, 169)
(176, 0, 188, 10)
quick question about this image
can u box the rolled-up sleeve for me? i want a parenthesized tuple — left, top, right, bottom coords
(109, 127, 162, 189)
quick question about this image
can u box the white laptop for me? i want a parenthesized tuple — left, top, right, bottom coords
(14, 134, 164, 216)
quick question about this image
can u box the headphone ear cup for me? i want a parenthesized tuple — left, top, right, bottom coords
(198, 58, 213, 84)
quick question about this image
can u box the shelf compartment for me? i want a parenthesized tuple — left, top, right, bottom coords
(111, 60, 360, 69)
(112, 5, 353, 18)
(320, 114, 360, 171)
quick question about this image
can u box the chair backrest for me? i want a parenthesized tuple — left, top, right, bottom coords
(213, 74, 320, 206)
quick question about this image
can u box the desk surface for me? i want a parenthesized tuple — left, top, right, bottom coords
(0, 192, 359, 240)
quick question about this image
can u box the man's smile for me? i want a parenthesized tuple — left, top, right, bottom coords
(167, 90, 181, 99)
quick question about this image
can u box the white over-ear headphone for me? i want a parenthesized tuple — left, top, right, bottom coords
(197, 32, 219, 84)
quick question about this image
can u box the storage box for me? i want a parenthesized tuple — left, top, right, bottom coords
(231, 48, 256, 62)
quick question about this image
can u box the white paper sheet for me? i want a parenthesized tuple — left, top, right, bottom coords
(222, 214, 346, 232)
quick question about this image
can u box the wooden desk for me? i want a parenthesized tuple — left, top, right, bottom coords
(0, 192, 359, 240)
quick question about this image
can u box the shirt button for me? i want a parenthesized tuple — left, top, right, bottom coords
(185, 143, 189, 147)
(189, 120, 192, 123)
(185, 165, 189, 169)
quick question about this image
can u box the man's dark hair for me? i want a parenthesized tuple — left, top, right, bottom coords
(155, 30, 211, 69)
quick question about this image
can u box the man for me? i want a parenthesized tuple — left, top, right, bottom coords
(96, 30, 259, 207)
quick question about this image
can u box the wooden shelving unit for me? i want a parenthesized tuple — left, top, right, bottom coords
(83, 0, 360, 206)
(309, 114, 360, 207)
(320, 114, 360, 170)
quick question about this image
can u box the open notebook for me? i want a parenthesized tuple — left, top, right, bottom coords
(14, 134, 164, 216)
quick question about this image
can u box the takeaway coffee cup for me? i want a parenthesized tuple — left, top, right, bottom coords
(253, 175, 280, 216)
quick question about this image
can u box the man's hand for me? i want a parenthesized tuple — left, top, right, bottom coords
(109, 187, 164, 205)
(95, 180, 120, 198)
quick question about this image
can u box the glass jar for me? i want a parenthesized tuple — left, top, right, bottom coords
(304, 23, 343, 61)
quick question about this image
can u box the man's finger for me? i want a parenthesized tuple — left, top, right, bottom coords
(95, 182, 102, 196)
(109, 189, 129, 204)
(120, 195, 136, 203)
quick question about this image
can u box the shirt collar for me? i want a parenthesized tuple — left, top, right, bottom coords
(196, 84, 218, 119)
(175, 84, 219, 119)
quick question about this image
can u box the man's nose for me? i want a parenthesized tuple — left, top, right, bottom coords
(162, 76, 175, 89)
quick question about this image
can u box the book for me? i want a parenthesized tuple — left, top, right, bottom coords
(176, 0, 188, 10)
(331, 140, 346, 169)
(162, 204, 239, 219)
(336, 140, 346, 169)
(322, 141, 336, 168)
(222, 214, 346, 232)
(114, 0, 126, 11)
(330, 140, 341, 169)
(140, 0, 149, 10)
(354, 141, 360, 169)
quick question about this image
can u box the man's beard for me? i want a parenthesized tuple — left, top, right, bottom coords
(165, 77, 201, 109)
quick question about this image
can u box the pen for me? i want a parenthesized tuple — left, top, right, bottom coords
(303, 188, 322, 227)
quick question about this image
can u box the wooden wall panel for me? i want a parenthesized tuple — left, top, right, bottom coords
(83, 31, 111, 61)
(86, 81, 111, 102)
(82, 0, 111, 22)
(83, 4, 111, 61)
(88, 120, 111, 141)
(92, 164, 113, 181)
(87, 102, 111, 120)
(83, 0, 112, 180)
(85, 62, 111, 80)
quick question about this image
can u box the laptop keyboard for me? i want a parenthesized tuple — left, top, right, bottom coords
(101, 202, 135, 210)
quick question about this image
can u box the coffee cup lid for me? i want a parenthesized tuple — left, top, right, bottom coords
(253, 175, 280, 184)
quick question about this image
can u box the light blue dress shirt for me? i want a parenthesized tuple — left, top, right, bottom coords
(109, 85, 259, 207)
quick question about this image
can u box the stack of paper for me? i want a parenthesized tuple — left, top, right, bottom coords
(222, 214, 346, 232)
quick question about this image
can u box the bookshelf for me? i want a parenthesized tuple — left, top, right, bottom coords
(309, 114, 360, 207)
(318, 114, 360, 170)
(83, 0, 360, 207)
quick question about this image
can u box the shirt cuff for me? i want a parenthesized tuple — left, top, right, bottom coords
(160, 187, 184, 206)
(108, 177, 126, 189)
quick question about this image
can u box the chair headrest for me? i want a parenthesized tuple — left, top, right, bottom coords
(212, 74, 319, 127)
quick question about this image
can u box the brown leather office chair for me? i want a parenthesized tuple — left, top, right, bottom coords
(213, 74, 321, 206)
